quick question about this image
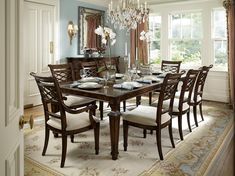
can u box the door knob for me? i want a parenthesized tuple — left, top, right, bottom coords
(19, 115, 34, 129)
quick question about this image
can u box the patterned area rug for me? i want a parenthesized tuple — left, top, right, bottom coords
(24, 97, 234, 176)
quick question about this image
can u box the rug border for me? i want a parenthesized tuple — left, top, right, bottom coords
(142, 117, 234, 176)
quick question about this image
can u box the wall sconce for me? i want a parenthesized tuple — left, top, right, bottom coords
(67, 21, 78, 45)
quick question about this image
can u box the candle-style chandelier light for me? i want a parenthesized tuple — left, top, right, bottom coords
(107, 0, 150, 31)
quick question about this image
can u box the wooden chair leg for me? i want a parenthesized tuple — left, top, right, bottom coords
(156, 128, 163, 160)
(99, 101, 103, 120)
(42, 128, 50, 156)
(60, 134, 67, 168)
(193, 105, 198, 127)
(149, 92, 152, 105)
(136, 96, 141, 106)
(187, 111, 192, 132)
(70, 135, 74, 143)
(123, 101, 126, 112)
(94, 123, 100, 155)
(199, 103, 204, 121)
(143, 129, 147, 138)
(53, 132, 59, 138)
(169, 122, 175, 148)
(123, 121, 128, 151)
(178, 115, 183, 140)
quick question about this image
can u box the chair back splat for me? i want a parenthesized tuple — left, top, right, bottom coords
(157, 73, 182, 124)
(161, 60, 182, 73)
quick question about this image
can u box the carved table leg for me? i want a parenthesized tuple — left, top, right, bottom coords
(108, 101, 121, 160)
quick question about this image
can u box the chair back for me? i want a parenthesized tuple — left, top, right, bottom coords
(81, 61, 98, 77)
(30, 72, 67, 129)
(161, 60, 182, 73)
(178, 69, 200, 109)
(193, 64, 213, 102)
(48, 64, 75, 83)
(157, 73, 182, 124)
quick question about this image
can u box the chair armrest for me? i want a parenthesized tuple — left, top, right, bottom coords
(63, 103, 97, 114)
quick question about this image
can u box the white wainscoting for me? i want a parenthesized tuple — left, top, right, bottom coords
(203, 71, 229, 103)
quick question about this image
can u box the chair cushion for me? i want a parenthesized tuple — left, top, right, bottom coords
(47, 112, 98, 131)
(173, 99, 189, 112)
(122, 105, 171, 126)
(64, 95, 94, 107)
(175, 92, 201, 103)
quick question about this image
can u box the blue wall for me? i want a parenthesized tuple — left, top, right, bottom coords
(59, 0, 129, 61)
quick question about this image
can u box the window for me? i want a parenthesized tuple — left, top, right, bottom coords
(149, 15, 161, 64)
(212, 9, 227, 71)
(169, 12, 202, 67)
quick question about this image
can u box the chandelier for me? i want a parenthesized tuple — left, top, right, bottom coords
(107, 0, 150, 31)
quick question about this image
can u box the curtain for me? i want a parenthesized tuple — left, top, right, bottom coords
(223, 0, 235, 110)
(86, 14, 101, 49)
(130, 21, 149, 67)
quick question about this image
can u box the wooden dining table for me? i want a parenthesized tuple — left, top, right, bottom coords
(61, 78, 164, 160)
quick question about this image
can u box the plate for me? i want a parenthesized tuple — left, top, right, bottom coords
(77, 82, 102, 89)
(80, 77, 101, 83)
(115, 73, 124, 79)
(122, 82, 143, 88)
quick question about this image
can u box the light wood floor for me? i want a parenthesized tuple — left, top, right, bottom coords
(24, 105, 234, 175)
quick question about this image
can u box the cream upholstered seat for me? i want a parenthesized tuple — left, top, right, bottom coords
(64, 95, 94, 107)
(122, 73, 182, 160)
(47, 112, 99, 131)
(122, 105, 171, 126)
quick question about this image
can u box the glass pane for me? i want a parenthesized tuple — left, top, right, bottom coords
(214, 40, 228, 68)
(149, 41, 161, 64)
(213, 9, 226, 38)
(149, 15, 161, 64)
(170, 11, 202, 39)
(170, 40, 201, 67)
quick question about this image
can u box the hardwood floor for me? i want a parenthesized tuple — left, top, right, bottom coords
(24, 104, 234, 175)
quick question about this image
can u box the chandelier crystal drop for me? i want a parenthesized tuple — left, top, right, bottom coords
(107, 0, 150, 31)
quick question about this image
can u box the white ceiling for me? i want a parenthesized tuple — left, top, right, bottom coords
(77, 0, 190, 7)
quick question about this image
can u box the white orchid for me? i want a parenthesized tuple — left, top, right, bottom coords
(139, 30, 152, 43)
(95, 26, 116, 46)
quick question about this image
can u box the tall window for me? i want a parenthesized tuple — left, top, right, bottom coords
(169, 11, 202, 67)
(149, 15, 161, 64)
(212, 9, 227, 71)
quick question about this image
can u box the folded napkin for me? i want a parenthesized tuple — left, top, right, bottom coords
(136, 76, 160, 84)
(113, 82, 143, 90)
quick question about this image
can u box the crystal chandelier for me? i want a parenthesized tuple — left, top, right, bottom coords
(107, 0, 150, 31)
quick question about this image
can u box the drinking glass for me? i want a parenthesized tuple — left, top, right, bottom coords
(103, 71, 110, 88)
(80, 68, 85, 79)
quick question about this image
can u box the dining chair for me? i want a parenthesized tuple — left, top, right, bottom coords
(170, 69, 200, 140)
(48, 64, 96, 111)
(148, 60, 182, 105)
(30, 72, 100, 168)
(189, 64, 213, 127)
(122, 73, 182, 160)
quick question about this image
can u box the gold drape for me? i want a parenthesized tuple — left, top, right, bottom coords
(223, 0, 235, 110)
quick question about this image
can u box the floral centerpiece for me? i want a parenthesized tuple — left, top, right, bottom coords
(95, 26, 116, 82)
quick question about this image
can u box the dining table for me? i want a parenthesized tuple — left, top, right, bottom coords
(60, 75, 168, 160)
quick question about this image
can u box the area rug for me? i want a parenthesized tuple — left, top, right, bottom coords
(24, 98, 234, 176)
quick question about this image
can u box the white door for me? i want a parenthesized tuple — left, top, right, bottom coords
(23, 0, 57, 106)
(0, 0, 24, 175)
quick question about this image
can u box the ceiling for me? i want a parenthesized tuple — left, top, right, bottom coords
(76, 0, 191, 7)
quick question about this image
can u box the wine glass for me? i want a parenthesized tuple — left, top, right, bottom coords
(80, 68, 85, 79)
(103, 71, 110, 88)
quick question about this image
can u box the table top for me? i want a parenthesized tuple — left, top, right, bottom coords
(61, 79, 164, 103)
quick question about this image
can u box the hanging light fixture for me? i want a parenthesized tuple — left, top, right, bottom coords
(107, 0, 150, 31)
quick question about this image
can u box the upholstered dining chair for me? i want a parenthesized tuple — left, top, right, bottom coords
(189, 64, 213, 127)
(48, 64, 96, 113)
(170, 69, 200, 140)
(30, 72, 100, 168)
(122, 73, 182, 160)
(148, 60, 182, 105)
